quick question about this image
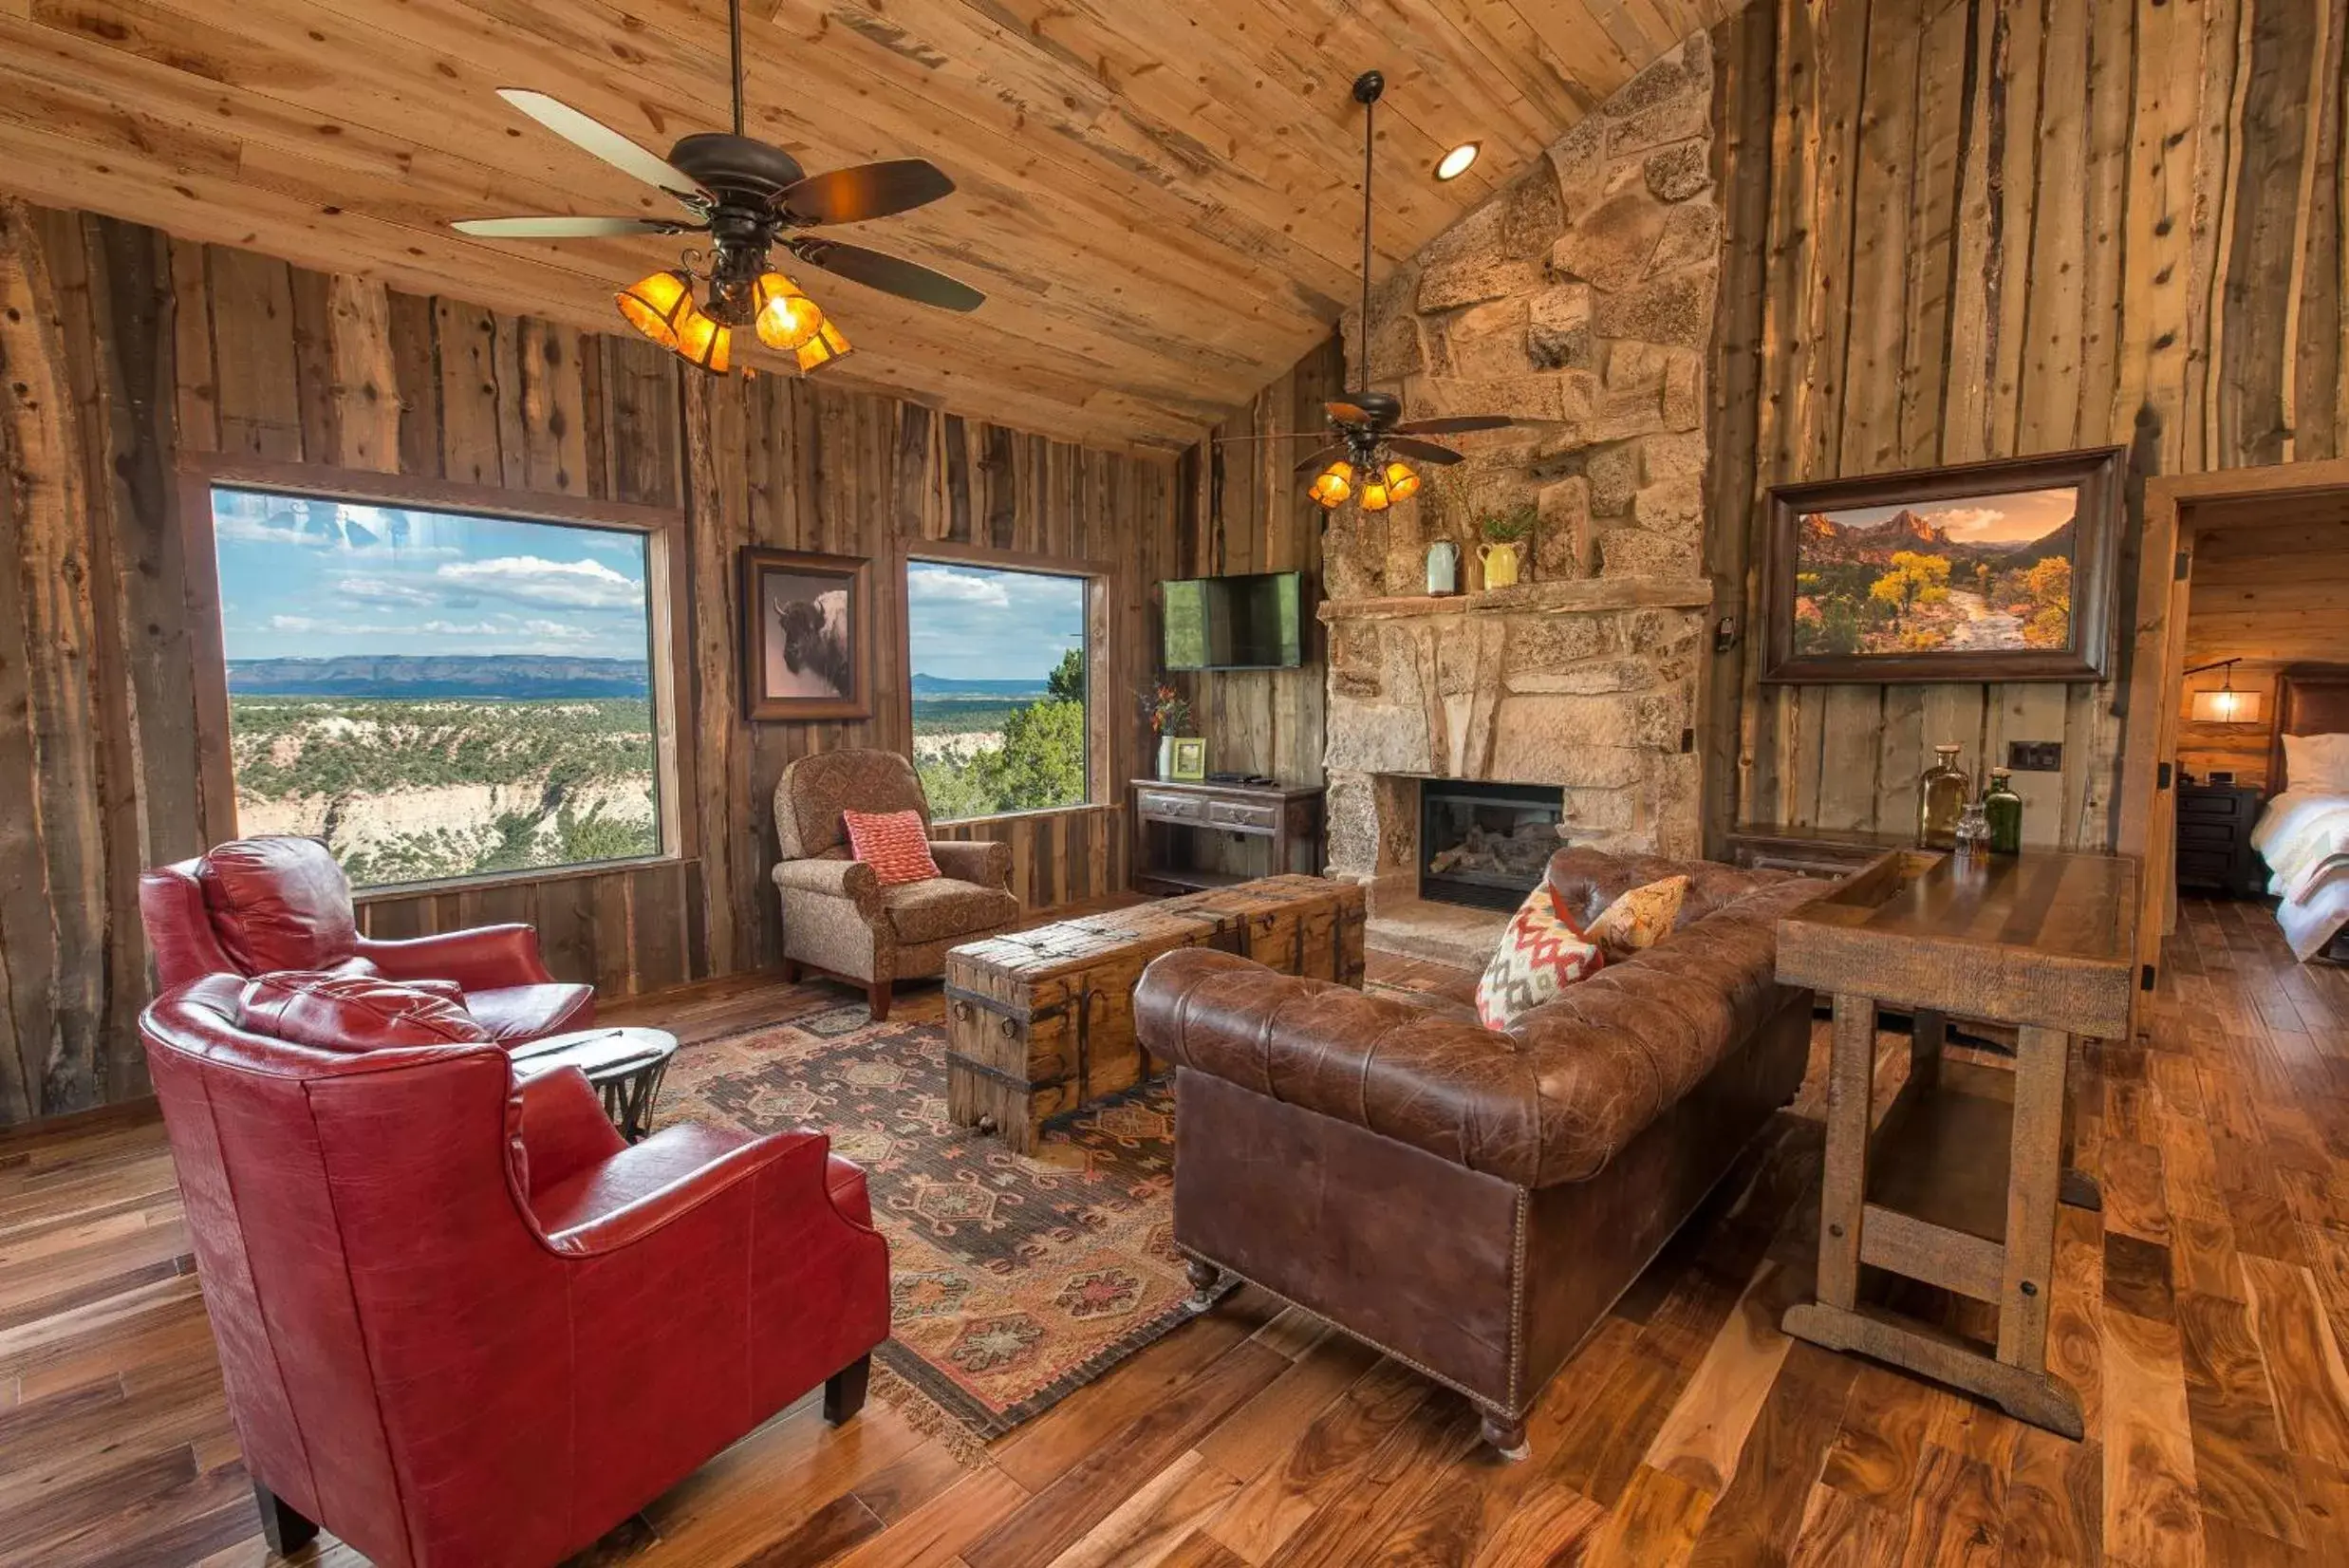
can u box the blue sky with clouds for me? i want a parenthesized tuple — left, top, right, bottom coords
(211, 487, 652, 662)
(905, 560, 1084, 681)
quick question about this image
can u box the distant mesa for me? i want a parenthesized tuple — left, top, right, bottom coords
(911, 673, 1050, 697)
(228, 654, 649, 700)
(1798, 508, 2073, 571)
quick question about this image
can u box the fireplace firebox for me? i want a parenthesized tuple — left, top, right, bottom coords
(1419, 779, 1567, 909)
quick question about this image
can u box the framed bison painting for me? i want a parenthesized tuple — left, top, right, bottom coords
(740, 548, 873, 720)
(1760, 445, 2126, 683)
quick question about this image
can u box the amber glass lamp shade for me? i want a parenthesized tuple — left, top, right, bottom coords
(1308, 460, 1353, 509)
(794, 319, 852, 373)
(752, 271, 826, 351)
(1382, 461, 1420, 502)
(671, 307, 732, 373)
(615, 269, 695, 351)
(1359, 478, 1391, 512)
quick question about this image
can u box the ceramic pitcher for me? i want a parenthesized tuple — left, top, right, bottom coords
(1478, 540, 1521, 589)
(1426, 539, 1460, 596)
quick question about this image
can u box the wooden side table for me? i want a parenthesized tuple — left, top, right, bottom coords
(509, 1026, 680, 1143)
(1776, 849, 2136, 1438)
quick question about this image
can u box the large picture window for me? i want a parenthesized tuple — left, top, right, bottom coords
(907, 559, 1090, 821)
(208, 484, 665, 889)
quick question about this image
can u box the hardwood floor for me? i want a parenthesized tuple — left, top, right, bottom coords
(3, 897, 2345, 1566)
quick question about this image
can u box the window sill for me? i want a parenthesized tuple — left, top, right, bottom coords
(351, 853, 689, 905)
(931, 802, 1120, 831)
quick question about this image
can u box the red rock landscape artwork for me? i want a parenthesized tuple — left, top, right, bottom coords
(1790, 484, 2079, 658)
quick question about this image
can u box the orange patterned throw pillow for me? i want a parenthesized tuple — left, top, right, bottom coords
(1584, 874, 1690, 959)
(1476, 883, 1606, 1031)
(842, 809, 941, 886)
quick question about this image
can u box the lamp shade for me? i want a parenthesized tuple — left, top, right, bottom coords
(1382, 461, 1420, 502)
(1358, 478, 1391, 512)
(1308, 460, 1352, 508)
(2191, 686, 2263, 724)
(794, 319, 852, 374)
(671, 305, 732, 374)
(615, 270, 695, 350)
(752, 271, 826, 351)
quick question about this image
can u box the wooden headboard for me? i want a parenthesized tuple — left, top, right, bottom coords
(2269, 664, 2349, 792)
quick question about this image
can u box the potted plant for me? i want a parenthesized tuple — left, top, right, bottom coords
(1477, 502, 1537, 589)
(1142, 682, 1198, 780)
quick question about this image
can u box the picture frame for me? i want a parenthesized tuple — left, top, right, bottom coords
(1760, 446, 2126, 683)
(740, 547, 873, 720)
(1168, 737, 1208, 781)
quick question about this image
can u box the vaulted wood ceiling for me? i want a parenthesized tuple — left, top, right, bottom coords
(0, 0, 1731, 450)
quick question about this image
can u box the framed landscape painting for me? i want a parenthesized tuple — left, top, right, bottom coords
(741, 547, 873, 719)
(1760, 446, 2126, 683)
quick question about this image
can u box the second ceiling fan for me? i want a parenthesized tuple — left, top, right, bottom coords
(1223, 70, 1522, 513)
(449, 0, 984, 375)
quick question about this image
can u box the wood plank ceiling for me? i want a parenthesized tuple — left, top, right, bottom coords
(0, 0, 1735, 450)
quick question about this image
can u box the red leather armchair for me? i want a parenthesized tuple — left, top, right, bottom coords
(140, 834, 594, 1045)
(140, 970, 893, 1568)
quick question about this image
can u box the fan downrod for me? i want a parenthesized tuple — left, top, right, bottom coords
(1352, 70, 1385, 104)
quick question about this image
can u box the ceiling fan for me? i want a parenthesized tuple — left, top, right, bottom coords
(1221, 70, 1520, 513)
(449, 0, 984, 375)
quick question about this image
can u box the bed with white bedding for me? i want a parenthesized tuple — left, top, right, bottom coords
(2250, 668, 2349, 962)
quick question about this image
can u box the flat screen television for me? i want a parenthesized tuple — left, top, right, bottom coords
(1161, 570, 1304, 670)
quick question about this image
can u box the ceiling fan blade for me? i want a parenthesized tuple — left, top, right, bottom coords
(453, 215, 698, 238)
(1389, 414, 1519, 436)
(780, 159, 956, 225)
(1385, 437, 1466, 466)
(1213, 431, 1319, 444)
(497, 89, 704, 201)
(792, 238, 985, 312)
(1293, 443, 1345, 474)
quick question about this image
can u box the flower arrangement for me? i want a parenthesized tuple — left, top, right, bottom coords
(1142, 681, 1193, 737)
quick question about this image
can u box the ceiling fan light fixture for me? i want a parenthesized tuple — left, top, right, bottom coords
(1359, 477, 1392, 512)
(752, 271, 827, 351)
(1309, 460, 1353, 508)
(1382, 460, 1420, 502)
(794, 319, 852, 374)
(1435, 141, 1481, 180)
(615, 269, 696, 351)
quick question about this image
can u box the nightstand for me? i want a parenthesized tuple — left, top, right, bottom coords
(2175, 782, 2265, 898)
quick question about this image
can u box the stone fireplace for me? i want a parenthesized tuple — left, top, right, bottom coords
(1312, 32, 1721, 960)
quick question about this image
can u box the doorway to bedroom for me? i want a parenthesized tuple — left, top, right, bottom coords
(2120, 465, 2349, 978)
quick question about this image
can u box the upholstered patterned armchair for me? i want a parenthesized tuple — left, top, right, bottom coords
(772, 750, 1019, 1019)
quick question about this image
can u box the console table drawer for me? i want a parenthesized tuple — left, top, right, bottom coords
(1205, 798, 1280, 834)
(1135, 790, 1206, 824)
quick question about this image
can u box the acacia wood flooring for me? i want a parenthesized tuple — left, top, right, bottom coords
(2, 898, 2345, 1566)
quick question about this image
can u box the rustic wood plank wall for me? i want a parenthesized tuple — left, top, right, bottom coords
(0, 198, 1174, 1128)
(1704, 0, 2349, 853)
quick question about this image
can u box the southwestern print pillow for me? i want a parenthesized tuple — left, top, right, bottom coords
(1476, 881, 1606, 1031)
(1584, 873, 1691, 960)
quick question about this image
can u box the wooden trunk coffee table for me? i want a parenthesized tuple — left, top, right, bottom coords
(508, 1026, 680, 1143)
(944, 875, 1366, 1152)
(1776, 848, 2135, 1438)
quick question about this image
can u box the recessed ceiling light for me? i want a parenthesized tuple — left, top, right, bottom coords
(1435, 142, 1481, 180)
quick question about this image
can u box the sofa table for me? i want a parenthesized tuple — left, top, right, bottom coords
(1776, 848, 2136, 1438)
(509, 1026, 680, 1143)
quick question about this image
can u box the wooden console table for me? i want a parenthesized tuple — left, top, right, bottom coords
(1130, 779, 1323, 895)
(1777, 848, 2136, 1438)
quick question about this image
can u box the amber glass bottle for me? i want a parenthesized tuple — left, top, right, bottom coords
(1917, 744, 1970, 849)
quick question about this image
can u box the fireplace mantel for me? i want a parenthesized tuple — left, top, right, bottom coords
(1319, 576, 1714, 625)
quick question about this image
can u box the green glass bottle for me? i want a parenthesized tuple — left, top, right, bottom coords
(1984, 766, 2023, 854)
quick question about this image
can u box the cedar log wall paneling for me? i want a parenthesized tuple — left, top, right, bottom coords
(1704, 0, 2349, 852)
(0, 200, 1172, 1127)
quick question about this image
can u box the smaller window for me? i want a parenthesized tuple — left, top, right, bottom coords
(906, 559, 1091, 822)
(208, 485, 667, 889)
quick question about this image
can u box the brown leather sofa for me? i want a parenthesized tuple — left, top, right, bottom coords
(1132, 848, 1824, 1458)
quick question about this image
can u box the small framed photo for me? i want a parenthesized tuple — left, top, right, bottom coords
(1168, 737, 1208, 781)
(740, 547, 873, 720)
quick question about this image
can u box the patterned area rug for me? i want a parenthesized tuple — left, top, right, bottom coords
(656, 992, 1231, 1457)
